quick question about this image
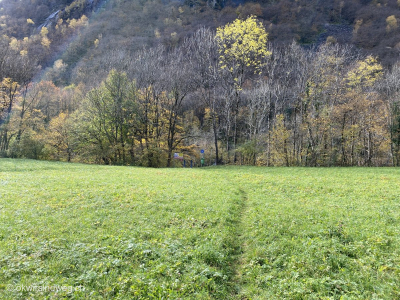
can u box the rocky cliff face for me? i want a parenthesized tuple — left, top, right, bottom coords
(37, 0, 101, 31)
(38, 10, 61, 30)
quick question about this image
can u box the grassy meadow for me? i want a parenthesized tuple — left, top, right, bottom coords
(0, 159, 399, 299)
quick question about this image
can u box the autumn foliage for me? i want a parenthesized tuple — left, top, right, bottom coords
(1, 15, 400, 166)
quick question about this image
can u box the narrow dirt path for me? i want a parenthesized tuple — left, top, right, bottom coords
(233, 188, 250, 299)
(222, 187, 249, 299)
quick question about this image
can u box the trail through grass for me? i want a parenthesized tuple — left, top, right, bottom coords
(1, 160, 400, 299)
(234, 167, 400, 299)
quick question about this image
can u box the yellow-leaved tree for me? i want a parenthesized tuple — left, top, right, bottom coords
(215, 15, 271, 86)
(215, 16, 271, 161)
(0, 78, 19, 153)
(338, 56, 389, 166)
(345, 56, 383, 89)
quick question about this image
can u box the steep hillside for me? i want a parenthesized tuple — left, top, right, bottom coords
(1, 0, 400, 80)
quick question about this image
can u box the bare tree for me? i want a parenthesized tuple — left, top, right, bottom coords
(131, 46, 167, 166)
(377, 63, 400, 166)
(184, 27, 222, 164)
(163, 47, 197, 167)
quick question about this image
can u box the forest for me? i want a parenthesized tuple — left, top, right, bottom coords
(1, 0, 400, 167)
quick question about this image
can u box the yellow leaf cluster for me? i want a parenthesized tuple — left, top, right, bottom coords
(215, 15, 271, 73)
(41, 36, 51, 48)
(386, 15, 398, 32)
(40, 27, 49, 37)
(345, 56, 383, 88)
(9, 37, 19, 50)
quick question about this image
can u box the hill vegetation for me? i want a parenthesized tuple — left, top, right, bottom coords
(2, 0, 400, 166)
(3, 0, 400, 66)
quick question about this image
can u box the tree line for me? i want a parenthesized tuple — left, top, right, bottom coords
(2, 16, 400, 167)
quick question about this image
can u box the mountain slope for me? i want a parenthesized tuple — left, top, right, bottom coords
(1, 0, 400, 83)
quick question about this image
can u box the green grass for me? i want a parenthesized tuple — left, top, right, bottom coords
(0, 160, 399, 299)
